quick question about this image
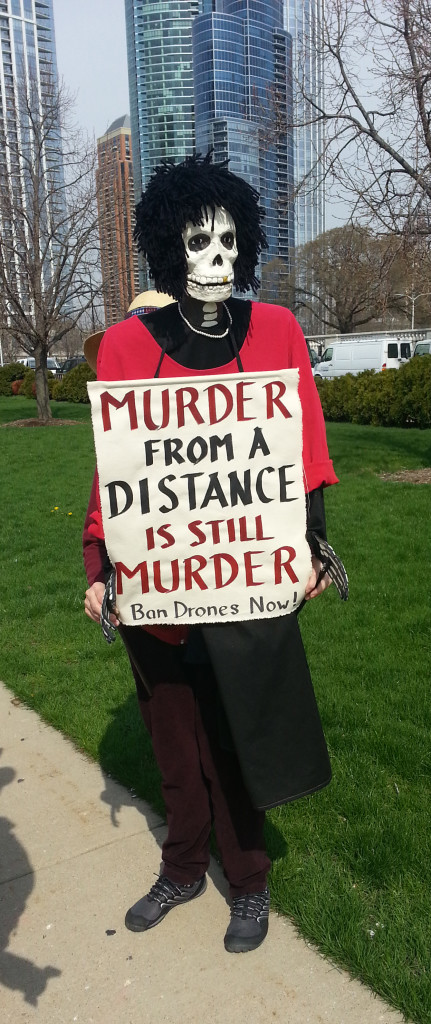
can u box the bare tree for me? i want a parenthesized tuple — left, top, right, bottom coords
(294, 224, 403, 334)
(293, 0, 431, 236)
(0, 72, 102, 420)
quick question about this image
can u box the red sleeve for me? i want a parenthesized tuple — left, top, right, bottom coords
(287, 315, 339, 492)
(83, 468, 109, 587)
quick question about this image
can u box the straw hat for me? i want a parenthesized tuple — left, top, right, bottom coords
(84, 290, 174, 372)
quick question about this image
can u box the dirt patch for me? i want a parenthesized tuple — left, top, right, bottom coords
(379, 468, 431, 484)
(1, 418, 83, 428)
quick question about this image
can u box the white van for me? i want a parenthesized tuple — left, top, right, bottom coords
(413, 341, 431, 356)
(17, 356, 61, 376)
(313, 337, 411, 379)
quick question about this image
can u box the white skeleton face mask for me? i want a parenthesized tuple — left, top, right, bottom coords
(182, 207, 238, 302)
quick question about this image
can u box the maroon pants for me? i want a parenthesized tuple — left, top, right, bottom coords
(121, 627, 270, 898)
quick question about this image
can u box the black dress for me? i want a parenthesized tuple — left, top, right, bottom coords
(118, 300, 332, 810)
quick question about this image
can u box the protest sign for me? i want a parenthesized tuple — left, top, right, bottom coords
(88, 369, 311, 625)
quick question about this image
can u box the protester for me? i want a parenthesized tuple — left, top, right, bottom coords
(83, 154, 347, 954)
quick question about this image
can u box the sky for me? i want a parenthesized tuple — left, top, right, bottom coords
(53, 0, 130, 141)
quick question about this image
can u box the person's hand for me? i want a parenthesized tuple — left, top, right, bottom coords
(84, 581, 120, 626)
(304, 555, 332, 601)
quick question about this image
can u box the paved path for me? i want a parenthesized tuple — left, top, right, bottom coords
(0, 681, 406, 1024)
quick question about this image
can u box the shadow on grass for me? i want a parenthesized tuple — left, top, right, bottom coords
(97, 691, 287, 900)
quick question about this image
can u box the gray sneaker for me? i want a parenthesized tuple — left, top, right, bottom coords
(224, 888, 270, 953)
(125, 874, 207, 932)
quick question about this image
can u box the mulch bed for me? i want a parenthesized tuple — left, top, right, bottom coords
(379, 468, 431, 484)
(1, 418, 83, 428)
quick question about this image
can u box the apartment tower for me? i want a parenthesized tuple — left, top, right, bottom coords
(0, 0, 65, 313)
(96, 115, 139, 326)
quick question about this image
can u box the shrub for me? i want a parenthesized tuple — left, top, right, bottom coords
(315, 374, 356, 422)
(316, 356, 431, 428)
(0, 361, 26, 396)
(393, 354, 431, 428)
(54, 361, 96, 403)
(20, 368, 57, 399)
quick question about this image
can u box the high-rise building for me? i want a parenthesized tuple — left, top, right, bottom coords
(193, 0, 294, 293)
(96, 115, 139, 326)
(125, 0, 199, 210)
(125, 0, 294, 295)
(0, 0, 65, 313)
(284, 0, 325, 247)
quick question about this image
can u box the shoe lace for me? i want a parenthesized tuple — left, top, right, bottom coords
(147, 875, 184, 905)
(231, 888, 270, 921)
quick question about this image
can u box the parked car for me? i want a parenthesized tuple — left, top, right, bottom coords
(413, 341, 431, 356)
(17, 356, 62, 377)
(61, 355, 86, 374)
(313, 337, 411, 379)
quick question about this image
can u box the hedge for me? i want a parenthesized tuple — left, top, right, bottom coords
(315, 355, 431, 428)
(0, 362, 27, 396)
(20, 368, 57, 399)
(52, 361, 96, 403)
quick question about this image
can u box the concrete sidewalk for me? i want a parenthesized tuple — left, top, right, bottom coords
(0, 680, 405, 1024)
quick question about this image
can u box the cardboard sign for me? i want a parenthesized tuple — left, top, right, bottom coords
(88, 370, 311, 626)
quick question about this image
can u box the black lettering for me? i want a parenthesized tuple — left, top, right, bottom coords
(278, 465, 297, 503)
(158, 475, 179, 514)
(180, 472, 205, 510)
(248, 426, 271, 459)
(163, 438, 184, 466)
(187, 436, 208, 464)
(256, 467, 275, 503)
(209, 434, 234, 462)
(228, 470, 252, 506)
(106, 481, 133, 518)
(200, 473, 229, 509)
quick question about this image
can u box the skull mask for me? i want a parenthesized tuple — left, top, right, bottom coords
(182, 207, 238, 302)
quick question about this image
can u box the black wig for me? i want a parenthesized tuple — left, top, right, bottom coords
(134, 152, 267, 301)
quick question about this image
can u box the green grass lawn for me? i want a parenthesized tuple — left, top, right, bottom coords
(1, 395, 430, 1022)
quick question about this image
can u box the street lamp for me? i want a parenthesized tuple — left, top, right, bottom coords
(393, 291, 431, 329)
(409, 292, 431, 330)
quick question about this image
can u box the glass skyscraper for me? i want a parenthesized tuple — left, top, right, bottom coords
(193, 0, 294, 287)
(285, 0, 325, 247)
(125, 0, 199, 206)
(125, 0, 295, 293)
(0, 0, 65, 313)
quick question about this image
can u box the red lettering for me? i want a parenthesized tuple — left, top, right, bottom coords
(236, 380, 256, 421)
(176, 387, 205, 428)
(157, 525, 175, 548)
(255, 514, 274, 541)
(227, 518, 236, 542)
(207, 519, 224, 543)
(153, 560, 180, 593)
(273, 546, 298, 584)
(116, 561, 149, 596)
(210, 553, 238, 589)
(188, 521, 206, 547)
(206, 383, 234, 424)
(244, 550, 265, 586)
(264, 381, 292, 420)
(184, 555, 208, 591)
(101, 390, 138, 432)
(143, 387, 169, 430)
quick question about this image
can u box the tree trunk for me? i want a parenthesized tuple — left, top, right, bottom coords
(34, 346, 52, 422)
